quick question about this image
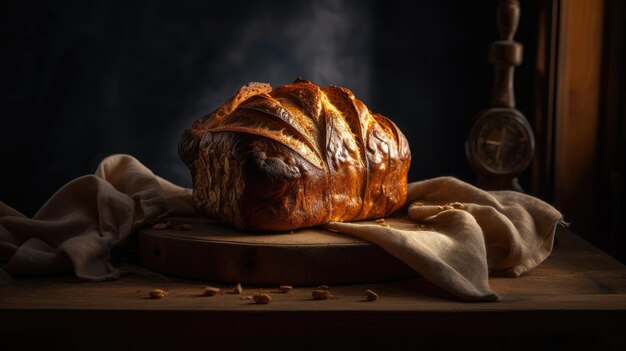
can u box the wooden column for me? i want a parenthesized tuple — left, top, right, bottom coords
(537, 0, 626, 261)
(551, 0, 605, 239)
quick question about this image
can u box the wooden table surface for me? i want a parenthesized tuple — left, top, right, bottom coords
(1, 228, 626, 349)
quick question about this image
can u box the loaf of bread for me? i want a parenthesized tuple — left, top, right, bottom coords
(179, 79, 411, 231)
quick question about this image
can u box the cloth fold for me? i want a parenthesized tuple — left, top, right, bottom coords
(0, 154, 562, 301)
(0, 154, 192, 281)
(326, 177, 562, 301)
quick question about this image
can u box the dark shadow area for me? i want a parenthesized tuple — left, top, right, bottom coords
(1, 0, 537, 216)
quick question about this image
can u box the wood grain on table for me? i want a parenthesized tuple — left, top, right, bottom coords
(1, 228, 625, 339)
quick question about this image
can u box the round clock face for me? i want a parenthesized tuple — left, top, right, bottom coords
(467, 109, 535, 176)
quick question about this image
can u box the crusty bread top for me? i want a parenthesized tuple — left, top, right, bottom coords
(188, 78, 410, 171)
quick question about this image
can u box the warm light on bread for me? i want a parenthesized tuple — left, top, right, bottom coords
(179, 78, 411, 231)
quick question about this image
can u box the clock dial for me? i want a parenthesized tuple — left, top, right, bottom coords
(467, 109, 535, 176)
(476, 114, 530, 173)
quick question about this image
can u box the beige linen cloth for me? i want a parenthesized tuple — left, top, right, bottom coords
(0, 154, 562, 301)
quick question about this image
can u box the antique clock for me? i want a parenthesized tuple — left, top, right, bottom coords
(466, 0, 535, 191)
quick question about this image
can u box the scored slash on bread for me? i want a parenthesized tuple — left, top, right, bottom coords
(179, 78, 411, 231)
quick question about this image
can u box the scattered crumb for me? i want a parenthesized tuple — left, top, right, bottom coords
(279, 285, 293, 293)
(312, 289, 332, 300)
(152, 223, 168, 230)
(450, 202, 465, 209)
(149, 289, 167, 299)
(253, 293, 272, 304)
(204, 286, 221, 296)
(365, 289, 378, 301)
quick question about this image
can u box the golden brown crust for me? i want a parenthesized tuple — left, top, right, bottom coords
(179, 79, 411, 231)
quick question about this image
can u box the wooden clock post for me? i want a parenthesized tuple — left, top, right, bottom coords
(466, 0, 535, 191)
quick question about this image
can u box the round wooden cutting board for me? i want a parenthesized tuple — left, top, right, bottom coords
(138, 217, 416, 286)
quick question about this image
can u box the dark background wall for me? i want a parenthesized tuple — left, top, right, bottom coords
(0, 0, 538, 216)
